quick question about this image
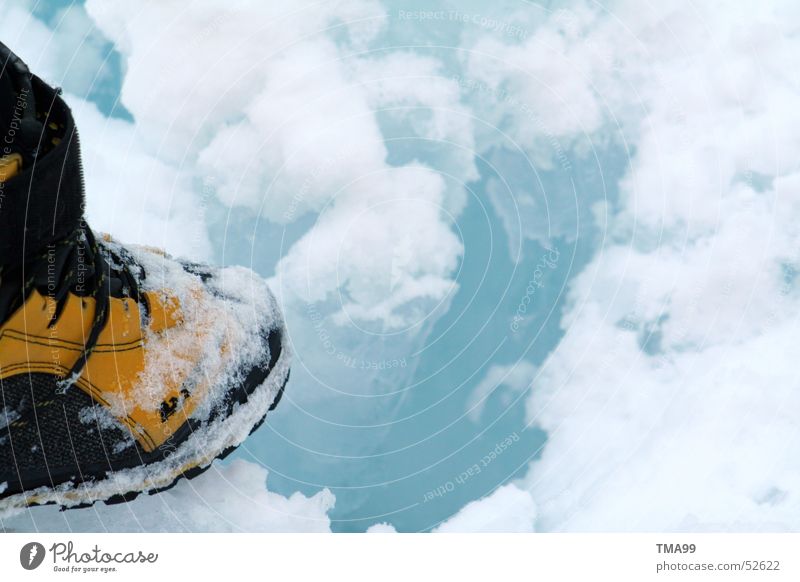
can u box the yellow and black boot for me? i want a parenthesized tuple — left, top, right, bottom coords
(0, 42, 289, 513)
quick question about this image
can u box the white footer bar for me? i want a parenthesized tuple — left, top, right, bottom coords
(1, 533, 796, 581)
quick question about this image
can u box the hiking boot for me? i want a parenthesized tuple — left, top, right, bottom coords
(0, 41, 290, 513)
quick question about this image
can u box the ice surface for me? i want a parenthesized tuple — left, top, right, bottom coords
(3, 0, 799, 532)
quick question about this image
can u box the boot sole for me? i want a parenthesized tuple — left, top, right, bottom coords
(0, 329, 291, 517)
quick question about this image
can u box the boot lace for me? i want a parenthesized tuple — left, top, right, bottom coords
(0, 225, 149, 392)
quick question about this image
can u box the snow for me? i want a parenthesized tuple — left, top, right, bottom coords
(69, 98, 212, 261)
(366, 522, 397, 533)
(433, 485, 536, 533)
(494, 0, 800, 531)
(467, 362, 536, 422)
(81, 0, 474, 331)
(2, 0, 800, 532)
(0, 407, 20, 430)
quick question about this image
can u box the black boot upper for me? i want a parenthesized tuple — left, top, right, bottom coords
(0, 41, 85, 266)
